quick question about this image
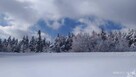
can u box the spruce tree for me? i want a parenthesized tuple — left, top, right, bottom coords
(36, 30, 43, 52)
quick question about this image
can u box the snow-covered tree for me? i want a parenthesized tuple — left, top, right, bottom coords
(36, 30, 43, 52)
(20, 36, 30, 53)
(52, 34, 65, 52)
(42, 38, 50, 52)
(64, 33, 74, 51)
(29, 36, 36, 52)
(0, 38, 3, 52)
(72, 33, 91, 52)
(0, 29, 136, 53)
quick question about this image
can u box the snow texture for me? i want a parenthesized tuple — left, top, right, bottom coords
(0, 52, 136, 77)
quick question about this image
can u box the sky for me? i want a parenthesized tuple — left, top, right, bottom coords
(0, 0, 136, 40)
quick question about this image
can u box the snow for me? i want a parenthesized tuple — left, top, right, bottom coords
(0, 52, 136, 77)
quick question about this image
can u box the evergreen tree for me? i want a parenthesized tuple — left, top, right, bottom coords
(36, 30, 43, 52)
(0, 29, 136, 53)
(0, 39, 2, 52)
(64, 33, 73, 51)
(29, 36, 36, 52)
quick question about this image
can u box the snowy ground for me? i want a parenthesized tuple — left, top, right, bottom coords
(0, 52, 136, 77)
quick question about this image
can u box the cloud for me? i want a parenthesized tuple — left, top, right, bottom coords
(54, 0, 136, 28)
(0, 13, 11, 26)
(24, 0, 136, 29)
(0, 0, 136, 39)
(0, 0, 38, 23)
(1, 0, 136, 27)
(72, 17, 102, 35)
(0, 0, 48, 39)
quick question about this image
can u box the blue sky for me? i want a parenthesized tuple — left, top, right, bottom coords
(30, 17, 125, 38)
(0, 0, 136, 40)
(31, 17, 85, 37)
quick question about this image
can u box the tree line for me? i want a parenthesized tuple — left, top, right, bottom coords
(0, 29, 136, 53)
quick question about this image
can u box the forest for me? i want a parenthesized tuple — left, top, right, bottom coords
(0, 29, 136, 53)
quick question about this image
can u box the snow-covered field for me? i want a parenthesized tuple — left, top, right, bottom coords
(0, 52, 136, 77)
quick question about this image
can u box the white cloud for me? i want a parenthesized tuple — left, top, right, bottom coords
(24, 0, 136, 28)
(0, 0, 39, 23)
(0, 0, 39, 39)
(73, 18, 102, 35)
(0, 0, 136, 39)
(42, 18, 62, 30)
(73, 25, 101, 36)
